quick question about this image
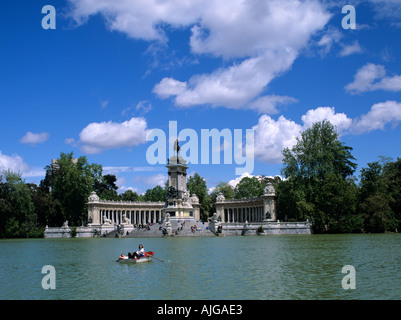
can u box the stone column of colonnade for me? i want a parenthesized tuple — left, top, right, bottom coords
(224, 206, 265, 223)
(98, 208, 162, 225)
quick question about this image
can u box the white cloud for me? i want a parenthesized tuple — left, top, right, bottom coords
(156, 52, 299, 109)
(227, 172, 258, 188)
(253, 114, 302, 164)
(143, 173, 168, 187)
(352, 101, 401, 134)
(133, 173, 167, 190)
(339, 41, 363, 57)
(301, 107, 353, 133)
(20, 131, 50, 145)
(68, 0, 202, 41)
(0, 151, 45, 178)
(68, 0, 330, 111)
(153, 78, 187, 99)
(345, 63, 401, 94)
(316, 27, 343, 56)
(253, 101, 401, 163)
(78, 117, 149, 154)
(367, 0, 401, 24)
(247, 95, 298, 114)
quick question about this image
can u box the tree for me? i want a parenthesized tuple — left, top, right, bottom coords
(94, 174, 119, 200)
(234, 176, 264, 199)
(281, 120, 359, 233)
(282, 120, 357, 181)
(143, 185, 165, 202)
(210, 182, 235, 201)
(209, 182, 235, 216)
(358, 159, 401, 232)
(119, 190, 139, 202)
(0, 170, 43, 238)
(187, 173, 211, 221)
(45, 152, 103, 226)
(382, 158, 401, 230)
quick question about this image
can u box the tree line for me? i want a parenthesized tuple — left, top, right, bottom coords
(1, 121, 400, 237)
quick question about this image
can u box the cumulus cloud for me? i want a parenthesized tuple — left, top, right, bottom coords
(301, 107, 353, 133)
(155, 52, 300, 109)
(68, 0, 330, 111)
(20, 131, 50, 145)
(0, 151, 45, 178)
(352, 101, 401, 134)
(248, 95, 298, 114)
(345, 63, 401, 94)
(78, 117, 149, 154)
(253, 114, 303, 164)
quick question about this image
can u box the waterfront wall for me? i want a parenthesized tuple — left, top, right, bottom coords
(45, 220, 312, 238)
(219, 221, 312, 236)
(44, 226, 97, 238)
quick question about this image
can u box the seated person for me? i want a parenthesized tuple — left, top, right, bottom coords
(128, 244, 145, 259)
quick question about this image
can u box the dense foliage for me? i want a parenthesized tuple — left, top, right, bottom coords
(276, 121, 401, 233)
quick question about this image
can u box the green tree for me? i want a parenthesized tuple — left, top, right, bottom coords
(187, 173, 211, 221)
(94, 174, 119, 200)
(281, 120, 359, 233)
(358, 159, 401, 232)
(234, 176, 264, 199)
(143, 185, 165, 202)
(209, 182, 235, 216)
(0, 171, 43, 238)
(0, 174, 13, 237)
(119, 189, 140, 202)
(382, 158, 401, 230)
(46, 152, 103, 227)
(210, 182, 235, 201)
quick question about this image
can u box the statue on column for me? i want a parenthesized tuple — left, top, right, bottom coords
(174, 139, 180, 155)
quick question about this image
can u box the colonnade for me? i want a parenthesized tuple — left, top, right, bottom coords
(215, 189, 277, 223)
(223, 206, 265, 223)
(99, 208, 162, 225)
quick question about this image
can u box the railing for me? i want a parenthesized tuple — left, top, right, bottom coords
(94, 200, 165, 206)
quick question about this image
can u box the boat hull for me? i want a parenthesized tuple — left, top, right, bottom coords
(118, 256, 152, 263)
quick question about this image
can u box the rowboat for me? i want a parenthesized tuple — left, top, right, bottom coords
(118, 251, 155, 263)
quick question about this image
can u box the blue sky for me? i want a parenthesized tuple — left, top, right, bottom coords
(1, 0, 401, 194)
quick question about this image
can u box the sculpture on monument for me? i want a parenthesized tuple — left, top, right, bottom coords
(264, 182, 275, 196)
(174, 138, 180, 155)
(103, 215, 112, 225)
(122, 213, 131, 225)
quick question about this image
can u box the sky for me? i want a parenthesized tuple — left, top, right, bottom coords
(1, 0, 401, 194)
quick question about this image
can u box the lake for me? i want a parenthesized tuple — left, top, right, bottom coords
(0, 234, 400, 300)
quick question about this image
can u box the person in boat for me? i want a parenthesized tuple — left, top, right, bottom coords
(128, 244, 145, 259)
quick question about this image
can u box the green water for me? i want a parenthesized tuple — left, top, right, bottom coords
(0, 234, 400, 300)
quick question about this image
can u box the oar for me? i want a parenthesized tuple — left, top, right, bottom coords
(150, 256, 164, 262)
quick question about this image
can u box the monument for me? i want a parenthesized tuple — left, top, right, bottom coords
(162, 139, 200, 222)
(45, 140, 312, 237)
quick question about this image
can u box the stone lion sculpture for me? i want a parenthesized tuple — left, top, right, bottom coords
(122, 213, 130, 225)
(103, 215, 112, 225)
